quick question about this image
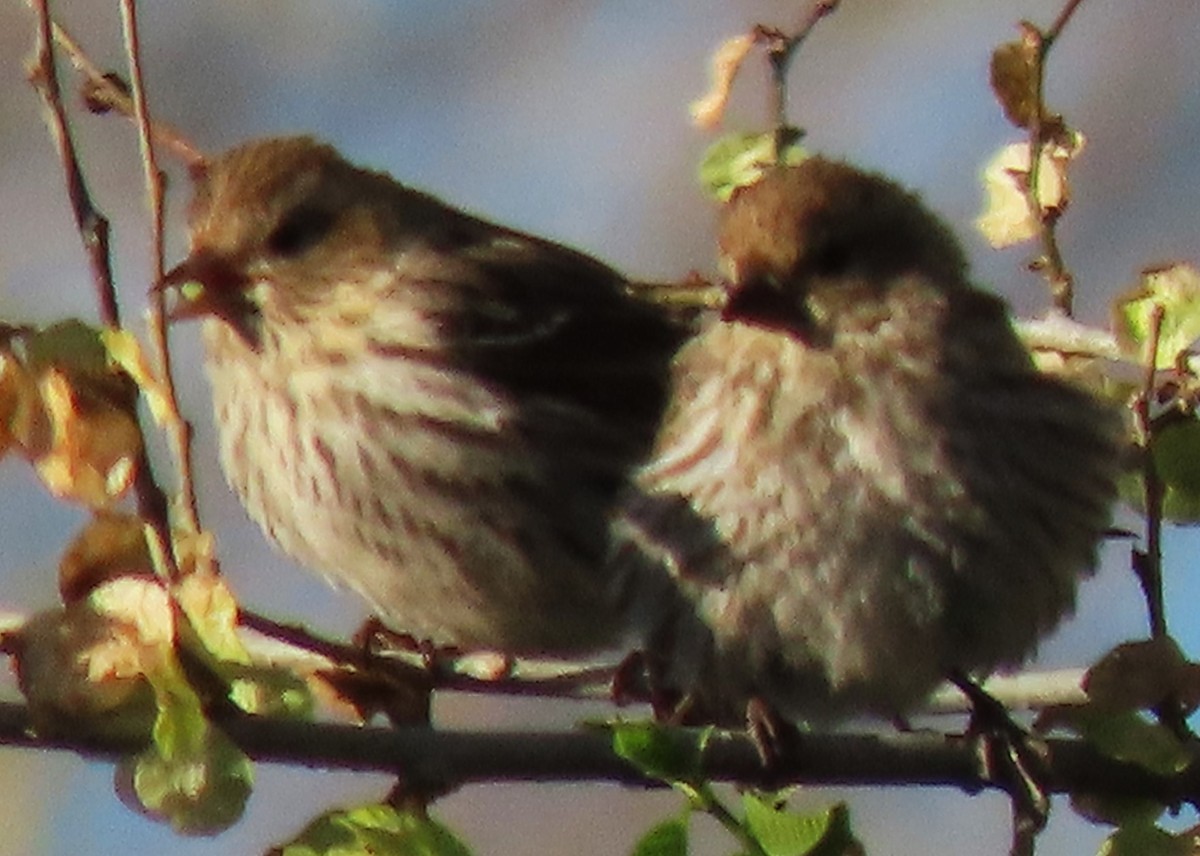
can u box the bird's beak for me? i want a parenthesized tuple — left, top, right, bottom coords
(155, 250, 252, 323)
(721, 272, 822, 343)
(721, 266, 788, 320)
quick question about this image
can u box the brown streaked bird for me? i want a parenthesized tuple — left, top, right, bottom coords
(160, 136, 687, 656)
(614, 158, 1122, 723)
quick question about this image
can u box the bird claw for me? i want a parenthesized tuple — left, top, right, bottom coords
(353, 616, 470, 678)
(953, 673, 1051, 836)
(611, 649, 694, 723)
(611, 650, 650, 707)
(746, 697, 801, 768)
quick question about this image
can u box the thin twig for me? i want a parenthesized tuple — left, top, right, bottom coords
(239, 609, 619, 700)
(1044, 0, 1089, 45)
(1133, 304, 1166, 638)
(43, 13, 202, 167)
(926, 669, 1087, 715)
(118, 0, 201, 542)
(25, 0, 120, 327)
(1019, 0, 1090, 316)
(1130, 307, 1193, 740)
(1010, 806, 1038, 856)
(26, 0, 174, 543)
(755, 0, 841, 156)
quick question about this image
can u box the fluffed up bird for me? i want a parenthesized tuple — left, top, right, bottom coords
(159, 136, 688, 656)
(614, 157, 1123, 724)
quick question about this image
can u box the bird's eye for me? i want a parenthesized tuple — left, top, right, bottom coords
(266, 205, 336, 258)
(811, 240, 851, 276)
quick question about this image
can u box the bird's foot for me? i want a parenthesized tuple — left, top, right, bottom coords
(611, 649, 691, 723)
(746, 696, 801, 768)
(952, 672, 1050, 838)
(352, 616, 473, 678)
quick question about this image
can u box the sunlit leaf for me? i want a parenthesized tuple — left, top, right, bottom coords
(225, 663, 313, 720)
(14, 603, 157, 741)
(1070, 790, 1166, 830)
(33, 367, 141, 507)
(698, 132, 807, 202)
(742, 795, 858, 856)
(121, 711, 252, 836)
(175, 572, 250, 666)
(630, 816, 689, 856)
(1048, 707, 1190, 777)
(976, 133, 1084, 248)
(23, 319, 110, 378)
(611, 720, 705, 782)
(279, 804, 474, 856)
(1115, 263, 1200, 370)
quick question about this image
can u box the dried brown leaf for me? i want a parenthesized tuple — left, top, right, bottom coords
(1084, 638, 1200, 713)
(989, 30, 1040, 129)
(59, 512, 153, 603)
(690, 33, 755, 129)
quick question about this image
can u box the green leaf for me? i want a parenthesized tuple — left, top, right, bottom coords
(698, 132, 807, 201)
(1056, 708, 1190, 777)
(118, 658, 253, 835)
(1098, 821, 1193, 856)
(1112, 263, 1200, 522)
(123, 723, 252, 836)
(742, 795, 856, 856)
(630, 817, 689, 856)
(279, 804, 474, 856)
(1115, 263, 1200, 370)
(1069, 790, 1166, 830)
(1120, 419, 1200, 523)
(24, 319, 109, 376)
(610, 721, 706, 783)
(226, 663, 314, 720)
(1083, 637, 1200, 714)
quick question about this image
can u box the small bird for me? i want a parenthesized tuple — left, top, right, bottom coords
(159, 136, 687, 656)
(615, 158, 1123, 724)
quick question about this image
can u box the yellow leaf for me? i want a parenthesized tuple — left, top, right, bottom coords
(32, 368, 141, 508)
(2, 353, 49, 456)
(976, 133, 1085, 249)
(89, 576, 176, 649)
(175, 572, 250, 666)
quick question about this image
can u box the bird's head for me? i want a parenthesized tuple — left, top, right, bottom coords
(156, 136, 446, 343)
(717, 158, 969, 339)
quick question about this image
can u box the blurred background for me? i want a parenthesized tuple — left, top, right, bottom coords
(0, 1, 1197, 853)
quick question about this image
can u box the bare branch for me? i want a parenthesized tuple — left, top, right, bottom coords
(25, 0, 120, 327)
(118, 0, 201, 543)
(1017, 0, 1090, 314)
(755, 1, 841, 154)
(0, 701, 1194, 806)
(47, 14, 202, 167)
